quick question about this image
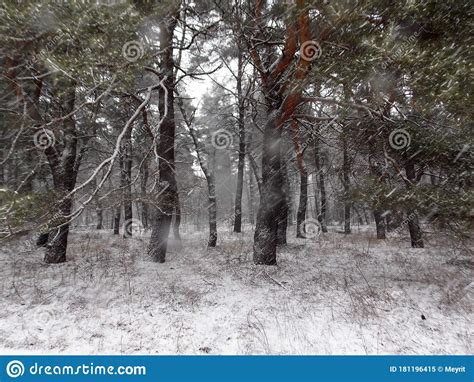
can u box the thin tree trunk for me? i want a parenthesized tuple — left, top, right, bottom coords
(113, 206, 121, 235)
(179, 97, 217, 247)
(314, 138, 328, 233)
(247, 165, 256, 225)
(96, 207, 103, 230)
(173, 192, 181, 240)
(208, 182, 217, 247)
(405, 160, 424, 248)
(354, 207, 364, 226)
(296, 171, 308, 238)
(140, 156, 149, 229)
(342, 136, 351, 234)
(233, 50, 246, 233)
(313, 174, 321, 221)
(122, 126, 133, 238)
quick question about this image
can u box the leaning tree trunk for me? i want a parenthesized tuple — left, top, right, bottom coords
(253, 111, 284, 265)
(405, 160, 424, 248)
(148, 8, 179, 263)
(296, 170, 308, 238)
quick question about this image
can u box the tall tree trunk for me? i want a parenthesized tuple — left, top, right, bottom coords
(122, 126, 133, 238)
(296, 171, 308, 238)
(314, 138, 328, 233)
(140, 157, 149, 229)
(247, 165, 256, 225)
(233, 50, 246, 233)
(342, 136, 351, 234)
(253, 112, 284, 265)
(179, 94, 217, 247)
(405, 160, 424, 248)
(44, 80, 78, 264)
(114, 157, 124, 236)
(148, 7, 179, 263)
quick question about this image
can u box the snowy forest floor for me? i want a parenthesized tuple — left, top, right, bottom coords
(0, 225, 472, 355)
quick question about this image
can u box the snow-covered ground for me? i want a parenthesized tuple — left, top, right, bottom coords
(0, 225, 472, 354)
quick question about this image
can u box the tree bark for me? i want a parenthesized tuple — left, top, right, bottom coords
(342, 136, 351, 234)
(253, 112, 284, 265)
(44, 80, 78, 264)
(405, 160, 424, 248)
(96, 207, 103, 230)
(247, 164, 256, 225)
(173, 192, 181, 240)
(122, 124, 133, 238)
(276, 160, 289, 245)
(208, 184, 218, 247)
(373, 210, 386, 239)
(296, 171, 308, 238)
(233, 50, 246, 233)
(314, 138, 328, 233)
(147, 6, 179, 263)
(113, 206, 121, 235)
(140, 157, 149, 228)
